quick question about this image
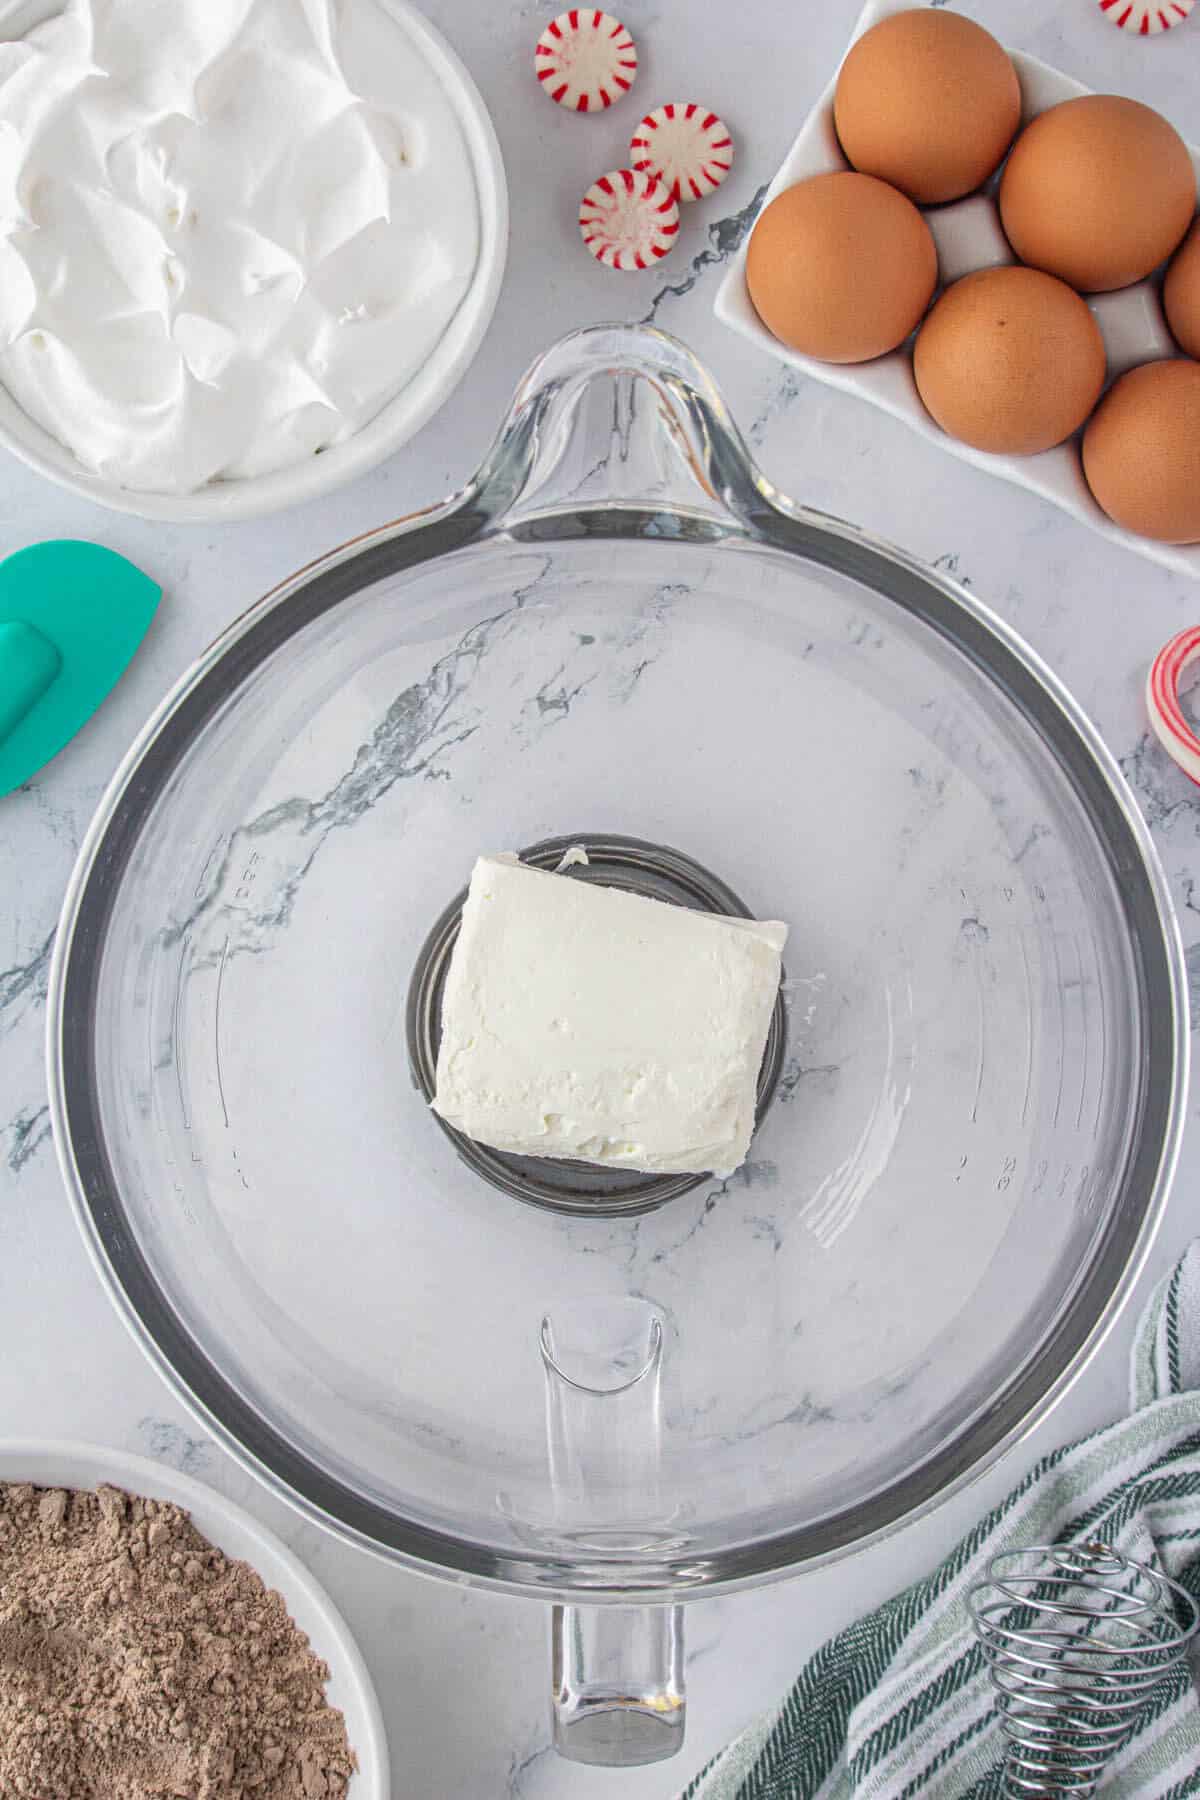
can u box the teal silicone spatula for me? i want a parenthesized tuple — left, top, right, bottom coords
(0, 541, 161, 797)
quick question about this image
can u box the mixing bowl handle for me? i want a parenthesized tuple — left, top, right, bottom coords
(551, 1601, 686, 1767)
(467, 321, 781, 536)
(541, 1299, 687, 1765)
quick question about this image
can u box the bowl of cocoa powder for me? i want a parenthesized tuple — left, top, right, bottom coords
(0, 1442, 388, 1799)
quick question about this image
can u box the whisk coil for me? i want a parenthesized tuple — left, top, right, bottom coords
(967, 1540, 1199, 1797)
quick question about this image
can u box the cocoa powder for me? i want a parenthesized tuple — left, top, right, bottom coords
(0, 1481, 357, 1800)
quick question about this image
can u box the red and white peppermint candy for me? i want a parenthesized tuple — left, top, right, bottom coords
(579, 168, 679, 270)
(630, 103, 734, 202)
(1147, 626, 1200, 783)
(535, 9, 637, 112)
(1098, 0, 1193, 31)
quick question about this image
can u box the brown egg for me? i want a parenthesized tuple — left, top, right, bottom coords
(1082, 359, 1200, 543)
(834, 10, 1020, 206)
(913, 268, 1106, 455)
(746, 173, 937, 363)
(1165, 219, 1200, 360)
(999, 96, 1196, 293)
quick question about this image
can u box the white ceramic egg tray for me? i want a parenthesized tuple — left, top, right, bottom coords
(714, 0, 1200, 579)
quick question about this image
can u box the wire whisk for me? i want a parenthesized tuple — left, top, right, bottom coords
(967, 1541, 1199, 1797)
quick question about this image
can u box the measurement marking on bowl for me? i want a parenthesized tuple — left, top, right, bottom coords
(234, 851, 260, 907)
(971, 956, 986, 1126)
(1075, 934, 1089, 1133)
(1019, 934, 1033, 1128)
(1095, 978, 1109, 1137)
(173, 930, 190, 1133)
(215, 934, 231, 1131)
(1049, 927, 1066, 1130)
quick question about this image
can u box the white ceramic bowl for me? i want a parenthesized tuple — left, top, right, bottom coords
(0, 1441, 389, 1798)
(714, 0, 1200, 581)
(0, 0, 507, 523)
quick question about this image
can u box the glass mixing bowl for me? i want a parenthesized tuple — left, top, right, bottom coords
(48, 325, 1187, 1765)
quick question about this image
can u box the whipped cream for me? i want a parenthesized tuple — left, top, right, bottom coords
(0, 0, 480, 492)
(432, 854, 788, 1179)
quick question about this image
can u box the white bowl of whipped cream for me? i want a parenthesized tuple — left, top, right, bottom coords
(0, 0, 507, 520)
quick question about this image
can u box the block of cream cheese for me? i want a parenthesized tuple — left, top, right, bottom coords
(432, 854, 787, 1178)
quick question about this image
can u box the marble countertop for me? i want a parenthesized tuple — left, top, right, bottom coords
(3, 1, 1199, 1793)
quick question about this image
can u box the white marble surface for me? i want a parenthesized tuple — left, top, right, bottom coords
(2, 2, 1200, 1794)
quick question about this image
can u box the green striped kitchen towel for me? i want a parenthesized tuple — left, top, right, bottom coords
(683, 1241, 1200, 1800)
